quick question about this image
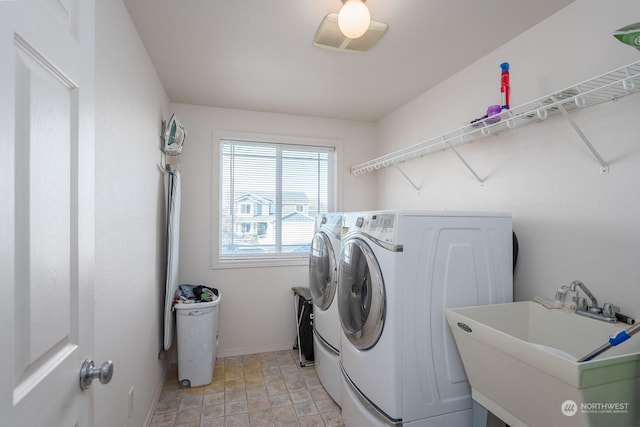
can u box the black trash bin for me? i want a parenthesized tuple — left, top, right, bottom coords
(292, 287, 314, 366)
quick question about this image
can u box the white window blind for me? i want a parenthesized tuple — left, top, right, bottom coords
(219, 139, 332, 261)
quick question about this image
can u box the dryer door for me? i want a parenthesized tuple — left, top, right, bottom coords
(338, 237, 385, 350)
(309, 232, 336, 310)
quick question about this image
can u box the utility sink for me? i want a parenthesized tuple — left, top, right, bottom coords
(446, 301, 640, 427)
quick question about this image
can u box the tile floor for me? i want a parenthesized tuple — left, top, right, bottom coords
(150, 350, 344, 426)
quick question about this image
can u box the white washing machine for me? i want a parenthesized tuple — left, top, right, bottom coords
(309, 212, 342, 405)
(338, 210, 513, 426)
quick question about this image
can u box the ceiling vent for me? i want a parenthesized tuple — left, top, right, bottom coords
(313, 13, 388, 53)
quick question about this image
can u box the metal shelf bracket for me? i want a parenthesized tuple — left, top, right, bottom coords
(394, 164, 421, 192)
(445, 138, 484, 187)
(552, 96, 609, 174)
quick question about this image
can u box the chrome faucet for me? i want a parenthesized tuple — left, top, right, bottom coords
(569, 280, 600, 313)
(568, 280, 618, 323)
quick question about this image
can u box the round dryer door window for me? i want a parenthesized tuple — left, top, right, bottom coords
(309, 232, 336, 310)
(338, 237, 385, 350)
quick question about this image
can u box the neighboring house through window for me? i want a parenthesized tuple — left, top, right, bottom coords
(216, 133, 336, 265)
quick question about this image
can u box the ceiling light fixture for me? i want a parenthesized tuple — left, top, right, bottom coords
(338, 0, 370, 39)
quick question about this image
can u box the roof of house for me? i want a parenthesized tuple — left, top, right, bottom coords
(282, 211, 315, 223)
(236, 191, 310, 205)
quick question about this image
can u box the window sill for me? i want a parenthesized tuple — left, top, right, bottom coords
(212, 255, 309, 270)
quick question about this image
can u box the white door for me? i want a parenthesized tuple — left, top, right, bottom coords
(0, 0, 96, 425)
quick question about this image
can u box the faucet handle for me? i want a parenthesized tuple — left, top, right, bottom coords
(554, 287, 567, 303)
(576, 297, 587, 310)
(602, 303, 619, 319)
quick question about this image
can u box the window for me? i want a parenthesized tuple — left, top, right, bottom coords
(239, 203, 251, 215)
(217, 135, 335, 265)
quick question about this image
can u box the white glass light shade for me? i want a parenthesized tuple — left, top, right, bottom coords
(338, 0, 370, 39)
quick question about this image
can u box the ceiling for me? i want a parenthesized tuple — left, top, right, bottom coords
(123, 0, 575, 122)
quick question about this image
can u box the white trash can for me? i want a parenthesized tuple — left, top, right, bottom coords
(175, 292, 221, 388)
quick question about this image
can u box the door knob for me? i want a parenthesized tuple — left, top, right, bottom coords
(79, 359, 114, 390)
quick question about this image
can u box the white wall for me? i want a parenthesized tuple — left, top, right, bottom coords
(95, 1, 171, 426)
(172, 103, 377, 356)
(376, 0, 640, 319)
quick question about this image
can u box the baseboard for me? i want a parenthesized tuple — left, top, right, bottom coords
(216, 343, 293, 358)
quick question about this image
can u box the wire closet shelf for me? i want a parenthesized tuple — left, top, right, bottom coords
(349, 60, 640, 177)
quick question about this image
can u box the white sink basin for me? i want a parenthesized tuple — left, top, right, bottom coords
(446, 301, 640, 427)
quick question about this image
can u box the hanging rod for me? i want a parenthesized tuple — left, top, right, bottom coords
(350, 59, 640, 177)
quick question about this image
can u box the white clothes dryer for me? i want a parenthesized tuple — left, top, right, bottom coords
(309, 212, 342, 405)
(338, 211, 513, 426)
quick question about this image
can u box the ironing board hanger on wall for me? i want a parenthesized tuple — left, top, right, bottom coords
(159, 114, 186, 173)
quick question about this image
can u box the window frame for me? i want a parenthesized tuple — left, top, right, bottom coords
(212, 130, 342, 269)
